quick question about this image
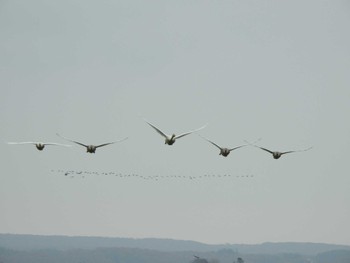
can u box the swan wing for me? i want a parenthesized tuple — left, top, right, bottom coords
(43, 143, 72, 147)
(281, 146, 313, 155)
(56, 133, 88, 148)
(257, 146, 274, 154)
(7, 142, 38, 145)
(144, 120, 169, 138)
(229, 145, 247, 152)
(175, 124, 207, 139)
(96, 137, 128, 148)
(198, 135, 222, 150)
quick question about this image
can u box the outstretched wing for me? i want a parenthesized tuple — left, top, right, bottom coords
(144, 119, 169, 138)
(229, 145, 247, 152)
(43, 143, 72, 147)
(96, 137, 128, 148)
(281, 146, 313, 155)
(243, 138, 262, 146)
(7, 142, 38, 145)
(257, 146, 275, 155)
(198, 135, 222, 150)
(56, 133, 88, 148)
(175, 124, 208, 139)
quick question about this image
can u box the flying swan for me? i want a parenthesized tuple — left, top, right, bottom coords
(144, 119, 207, 145)
(253, 145, 312, 159)
(199, 135, 247, 157)
(7, 141, 71, 151)
(56, 133, 128, 153)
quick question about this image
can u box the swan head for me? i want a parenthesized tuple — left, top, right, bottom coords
(35, 144, 45, 151)
(273, 152, 282, 159)
(86, 145, 96, 153)
(165, 134, 176, 145)
(220, 148, 230, 157)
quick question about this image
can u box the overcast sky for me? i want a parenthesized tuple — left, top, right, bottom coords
(1, 0, 350, 246)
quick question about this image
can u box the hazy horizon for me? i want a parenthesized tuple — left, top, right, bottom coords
(5, 233, 324, 249)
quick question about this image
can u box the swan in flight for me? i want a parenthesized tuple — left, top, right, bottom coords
(199, 135, 247, 157)
(144, 119, 207, 145)
(7, 141, 71, 151)
(56, 133, 128, 153)
(253, 145, 312, 159)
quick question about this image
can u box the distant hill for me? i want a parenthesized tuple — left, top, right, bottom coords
(0, 233, 349, 256)
(0, 234, 213, 252)
(232, 242, 350, 256)
(1, 246, 350, 263)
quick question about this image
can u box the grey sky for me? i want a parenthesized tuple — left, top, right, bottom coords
(1, 0, 350, 245)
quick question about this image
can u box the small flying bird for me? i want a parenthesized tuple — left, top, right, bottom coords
(6, 141, 71, 151)
(56, 133, 128, 153)
(252, 144, 312, 159)
(144, 119, 207, 145)
(199, 135, 247, 157)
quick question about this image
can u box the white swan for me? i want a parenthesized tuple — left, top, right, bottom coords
(7, 141, 71, 151)
(253, 145, 313, 159)
(199, 135, 247, 157)
(144, 119, 207, 145)
(56, 133, 128, 153)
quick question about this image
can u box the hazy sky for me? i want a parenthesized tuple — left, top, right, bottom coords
(1, 0, 350, 246)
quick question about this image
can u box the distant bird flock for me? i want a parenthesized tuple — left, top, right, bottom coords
(6, 118, 312, 160)
(51, 169, 255, 180)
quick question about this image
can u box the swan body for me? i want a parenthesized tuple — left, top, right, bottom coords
(7, 142, 71, 151)
(144, 119, 207, 145)
(199, 135, 247, 157)
(57, 133, 128, 153)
